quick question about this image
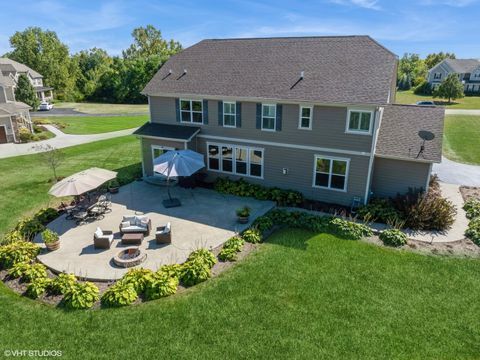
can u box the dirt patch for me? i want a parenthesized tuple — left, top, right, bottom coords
(460, 186, 480, 202)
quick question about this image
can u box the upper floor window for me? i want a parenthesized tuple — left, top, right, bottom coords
(262, 104, 276, 131)
(474, 73, 480, 78)
(223, 101, 236, 127)
(346, 110, 373, 134)
(313, 156, 349, 191)
(298, 106, 312, 130)
(433, 73, 442, 80)
(180, 99, 203, 124)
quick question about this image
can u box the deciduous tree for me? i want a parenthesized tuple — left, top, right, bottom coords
(433, 73, 464, 103)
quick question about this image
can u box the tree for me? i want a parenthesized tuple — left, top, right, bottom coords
(425, 52, 456, 70)
(32, 144, 64, 182)
(14, 74, 39, 110)
(397, 53, 427, 88)
(433, 73, 464, 103)
(7, 27, 78, 100)
(73, 48, 112, 100)
(122, 25, 182, 60)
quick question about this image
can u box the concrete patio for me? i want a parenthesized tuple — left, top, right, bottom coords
(34, 181, 274, 281)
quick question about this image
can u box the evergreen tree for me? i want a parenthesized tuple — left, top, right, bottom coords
(14, 74, 39, 110)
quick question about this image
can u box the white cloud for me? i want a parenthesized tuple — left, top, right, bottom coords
(329, 0, 382, 10)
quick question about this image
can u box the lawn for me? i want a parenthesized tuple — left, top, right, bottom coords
(54, 102, 149, 114)
(0, 229, 479, 359)
(0, 136, 141, 237)
(396, 90, 480, 109)
(35, 115, 148, 134)
(443, 115, 480, 164)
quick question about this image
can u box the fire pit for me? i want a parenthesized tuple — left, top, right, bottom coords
(113, 247, 147, 268)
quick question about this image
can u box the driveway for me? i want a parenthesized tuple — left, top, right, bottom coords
(433, 156, 480, 186)
(0, 125, 138, 159)
(445, 109, 480, 115)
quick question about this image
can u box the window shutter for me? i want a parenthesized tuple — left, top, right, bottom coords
(256, 103, 262, 129)
(175, 98, 180, 123)
(236, 102, 242, 128)
(276, 104, 282, 131)
(218, 101, 223, 126)
(203, 100, 208, 124)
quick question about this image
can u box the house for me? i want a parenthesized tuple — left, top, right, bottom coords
(0, 75, 33, 143)
(427, 58, 480, 93)
(135, 36, 444, 207)
(0, 58, 54, 102)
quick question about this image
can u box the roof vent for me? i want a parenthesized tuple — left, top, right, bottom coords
(169, 69, 172, 74)
(183, 69, 187, 74)
(300, 71, 304, 79)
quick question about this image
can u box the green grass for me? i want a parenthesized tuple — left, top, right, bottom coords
(396, 90, 480, 109)
(35, 115, 148, 135)
(1, 229, 480, 359)
(54, 102, 149, 114)
(443, 115, 480, 164)
(0, 136, 141, 237)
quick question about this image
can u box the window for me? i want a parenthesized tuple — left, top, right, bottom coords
(434, 73, 442, 80)
(313, 156, 349, 191)
(262, 104, 276, 131)
(180, 99, 203, 124)
(346, 110, 373, 134)
(223, 101, 236, 127)
(207, 142, 263, 178)
(298, 106, 312, 130)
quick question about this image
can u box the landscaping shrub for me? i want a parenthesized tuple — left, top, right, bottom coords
(219, 236, 245, 262)
(7, 261, 31, 279)
(0, 241, 41, 269)
(413, 80, 432, 95)
(18, 127, 33, 142)
(41, 229, 59, 245)
(34, 208, 59, 225)
(101, 281, 138, 307)
(63, 281, 99, 310)
(357, 198, 402, 224)
(26, 277, 52, 299)
(379, 229, 408, 247)
(465, 217, 480, 245)
(218, 247, 239, 262)
(158, 264, 183, 279)
(329, 218, 373, 240)
(214, 178, 304, 206)
(252, 216, 274, 232)
(15, 217, 45, 241)
(120, 268, 153, 294)
(1, 230, 25, 245)
(187, 249, 217, 269)
(48, 273, 77, 295)
(180, 259, 211, 287)
(144, 271, 179, 300)
(22, 263, 47, 282)
(265, 209, 331, 233)
(464, 198, 480, 220)
(242, 228, 263, 243)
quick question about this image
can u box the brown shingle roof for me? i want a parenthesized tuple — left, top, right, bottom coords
(143, 36, 397, 105)
(376, 104, 444, 163)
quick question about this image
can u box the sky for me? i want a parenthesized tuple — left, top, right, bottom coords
(0, 0, 479, 58)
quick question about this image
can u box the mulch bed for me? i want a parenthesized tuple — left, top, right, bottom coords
(460, 186, 480, 202)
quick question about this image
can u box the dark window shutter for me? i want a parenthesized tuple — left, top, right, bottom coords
(175, 98, 180, 122)
(218, 101, 223, 126)
(236, 102, 242, 128)
(276, 104, 282, 131)
(203, 100, 208, 124)
(256, 103, 262, 129)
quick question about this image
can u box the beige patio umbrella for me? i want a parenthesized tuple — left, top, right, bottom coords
(48, 167, 117, 197)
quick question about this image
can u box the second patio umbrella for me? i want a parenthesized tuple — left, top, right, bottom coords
(153, 149, 205, 208)
(48, 167, 118, 197)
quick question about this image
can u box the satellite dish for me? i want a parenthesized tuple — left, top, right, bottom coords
(418, 130, 435, 141)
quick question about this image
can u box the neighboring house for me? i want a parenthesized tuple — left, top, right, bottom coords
(427, 58, 480, 93)
(0, 58, 54, 101)
(0, 75, 33, 143)
(136, 36, 444, 207)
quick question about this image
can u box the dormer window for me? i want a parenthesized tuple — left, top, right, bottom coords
(346, 109, 373, 135)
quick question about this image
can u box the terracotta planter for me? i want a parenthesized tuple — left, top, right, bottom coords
(45, 240, 60, 251)
(237, 216, 250, 224)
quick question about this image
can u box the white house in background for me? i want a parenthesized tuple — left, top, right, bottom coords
(0, 58, 54, 101)
(0, 75, 33, 144)
(427, 58, 480, 93)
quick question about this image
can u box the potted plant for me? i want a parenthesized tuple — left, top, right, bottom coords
(108, 179, 120, 194)
(42, 229, 60, 251)
(236, 206, 251, 224)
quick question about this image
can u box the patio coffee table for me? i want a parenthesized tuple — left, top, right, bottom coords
(121, 233, 144, 245)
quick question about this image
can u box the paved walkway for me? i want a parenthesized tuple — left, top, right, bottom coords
(433, 156, 480, 186)
(0, 125, 138, 159)
(34, 182, 274, 281)
(445, 109, 480, 115)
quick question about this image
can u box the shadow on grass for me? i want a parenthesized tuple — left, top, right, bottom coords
(114, 163, 142, 185)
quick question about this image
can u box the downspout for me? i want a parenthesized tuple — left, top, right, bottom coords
(425, 163, 433, 192)
(139, 136, 145, 178)
(363, 106, 383, 204)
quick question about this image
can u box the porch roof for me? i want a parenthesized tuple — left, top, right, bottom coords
(134, 122, 200, 142)
(0, 101, 31, 115)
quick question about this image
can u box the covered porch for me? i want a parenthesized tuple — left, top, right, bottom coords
(35, 86, 54, 102)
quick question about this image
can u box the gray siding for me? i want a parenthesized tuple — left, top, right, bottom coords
(149, 96, 375, 153)
(371, 157, 430, 198)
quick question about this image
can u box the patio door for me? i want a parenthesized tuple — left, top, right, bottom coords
(152, 145, 175, 177)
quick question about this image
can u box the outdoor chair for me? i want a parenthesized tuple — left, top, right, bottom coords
(93, 227, 114, 249)
(156, 222, 172, 244)
(97, 194, 112, 213)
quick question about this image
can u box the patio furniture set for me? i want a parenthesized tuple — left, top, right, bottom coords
(64, 194, 112, 225)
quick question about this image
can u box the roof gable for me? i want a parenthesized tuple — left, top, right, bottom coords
(143, 36, 397, 105)
(0, 58, 43, 78)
